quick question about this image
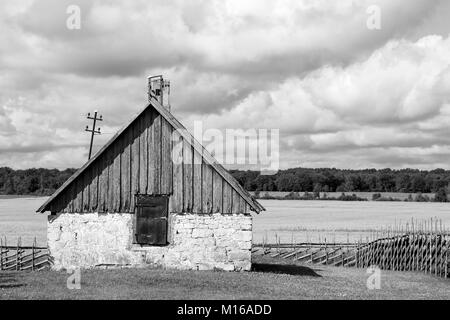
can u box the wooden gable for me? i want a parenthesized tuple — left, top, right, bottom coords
(37, 98, 265, 214)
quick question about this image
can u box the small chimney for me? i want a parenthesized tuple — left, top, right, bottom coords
(148, 75, 171, 111)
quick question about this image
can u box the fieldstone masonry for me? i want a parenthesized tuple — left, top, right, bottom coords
(48, 212, 252, 271)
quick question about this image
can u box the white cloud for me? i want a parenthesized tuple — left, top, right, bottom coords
(1, 0, 450, 169)
(188, 35, 450, 169)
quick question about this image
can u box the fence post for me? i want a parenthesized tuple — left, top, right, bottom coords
(429, 231, 432, 274)
(388, 238, 394, 270)
(0, 237, 3, 271)
(445, 238, 448, 279)
(392, 237, 397, 271)
(423, 233, 427, 273)
(400, 236, 406, 271)
(434, 220, 438, 276)
(16, 237, 20, 271)
(412, 233, 416, 272)
(434, 234, 438, 277)
(419, 234, 423, 272)
(355, 240, 359, 268)
(383, 238, 388, 270)
(370, 239, 374, 267)
(32, 237, 36, 271)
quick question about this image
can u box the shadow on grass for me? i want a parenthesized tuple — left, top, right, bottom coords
(0, 273, 25, 289)
(252, 263, 322, 277)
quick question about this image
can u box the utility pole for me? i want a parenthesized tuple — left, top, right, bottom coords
(85, 111, 102, 160)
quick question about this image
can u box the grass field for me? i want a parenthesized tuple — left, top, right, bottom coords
(1, 256, 449, 300)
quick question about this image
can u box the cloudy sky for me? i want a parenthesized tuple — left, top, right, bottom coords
(1, 0, 450, 170)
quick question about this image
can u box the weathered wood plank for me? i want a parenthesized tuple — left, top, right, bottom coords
(107, 148, 114, 213)
(239, 197, 246, 214)
(192, 149, 202, 213)
(89, 162, 98, 212)
(183, 141, 193, 212)
(212, 171, 223, 213)
(139, 111, 149, 194)
(58, 191, 65, 213)
(50, 195, 60, 213)
(98, 152, 109, 213)
(130, 118, 140, 210)
(147, 110, 156, 194)
(151, 111, 162, 194)
(74, 175, 83, 212)
(202, 162, 213, 214)
(65, 185, 73, 212)
(81, 170, 90, 212)
(61, 184, 71, 213)
(111, 139, 122, 212)
(121, 127, 132, 212)
(222, 182, 233, 213)
(59, 194, 66, 213)
(172, 131, 183, 212)
(67, 181, 75, 212)
(161, 118, 172, 195)
(232, 189, 241, 213)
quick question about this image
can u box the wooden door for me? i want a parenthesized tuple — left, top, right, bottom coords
(135, 195, 168, 245)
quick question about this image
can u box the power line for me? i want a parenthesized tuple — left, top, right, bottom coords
(85, 111, 102, 160)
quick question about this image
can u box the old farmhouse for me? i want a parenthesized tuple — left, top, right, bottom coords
(37, 76, 265, 271)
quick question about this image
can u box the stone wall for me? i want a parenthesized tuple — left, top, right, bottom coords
(47, 212, 252, 271)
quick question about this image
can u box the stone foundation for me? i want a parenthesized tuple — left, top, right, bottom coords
(47, 212, 252, 271)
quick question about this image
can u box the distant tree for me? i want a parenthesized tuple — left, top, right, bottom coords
(313, 183, 322, 198)
(379, 171, 395, 192)
(26, 176, 40, 193)
(6, 165, 450, 197)
(275, 174, 296, 191)
(395, 174, 411, 192)
(415, 193, 431, 202)
(434, 188, 448, 202)
(411, 175, 426, 193)
(253, 174, 276, 191)
(4, 176, 16, 195)
(372, 193, 382, 201)
(0, 167, 76, 196)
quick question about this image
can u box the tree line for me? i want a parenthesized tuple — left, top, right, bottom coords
(2, 166, 450, 198)
(0, 167, 76, 196)
(229, 167, 450, 195)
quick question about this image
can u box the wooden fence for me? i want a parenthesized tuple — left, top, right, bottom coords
(253, 219, 450, 279)
(0, 237, 52, 271)
(253, 242, 360, 267)
(356, 233, 449, 277)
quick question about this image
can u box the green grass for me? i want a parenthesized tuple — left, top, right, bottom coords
(1, 256, 449, 300)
